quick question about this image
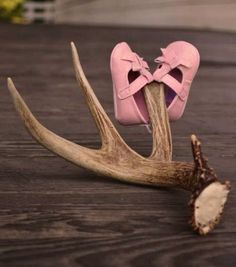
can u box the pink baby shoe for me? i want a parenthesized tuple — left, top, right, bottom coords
(153, 41, 200, 121)
(110, 42, 153, 125)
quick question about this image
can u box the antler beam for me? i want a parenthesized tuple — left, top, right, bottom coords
(7, 42, 230, 235)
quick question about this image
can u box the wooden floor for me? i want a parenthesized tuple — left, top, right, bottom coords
(0, 24, 235, 267)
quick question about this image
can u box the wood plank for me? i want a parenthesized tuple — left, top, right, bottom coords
(0, 23, 235, 266)
(55, 0, 236, 32)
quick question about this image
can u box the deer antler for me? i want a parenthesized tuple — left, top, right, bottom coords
(7, 42, 230, 235)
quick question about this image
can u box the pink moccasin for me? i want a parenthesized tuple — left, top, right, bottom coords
(153, 41, 200, 121)
(111, 41, 200, 126)
(110, 42, 153, 125)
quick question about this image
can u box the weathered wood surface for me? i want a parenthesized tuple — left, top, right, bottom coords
(0, 24, 235, 266)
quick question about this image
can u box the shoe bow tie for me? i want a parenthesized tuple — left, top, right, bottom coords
(122, 53, 153, 82)
(155, 48, 191, 70)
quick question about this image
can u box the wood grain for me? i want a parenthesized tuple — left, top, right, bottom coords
(0, 23, 235, 266)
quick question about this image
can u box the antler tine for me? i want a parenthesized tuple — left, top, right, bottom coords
(7, 78, 108, 174)
(144, 82, 172, 161)
(71, 42, 125, 148)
